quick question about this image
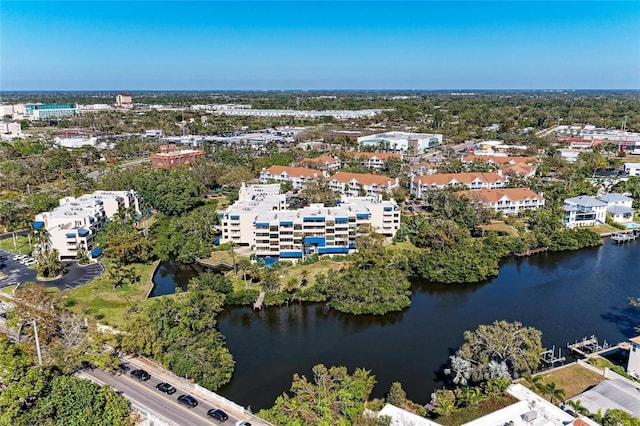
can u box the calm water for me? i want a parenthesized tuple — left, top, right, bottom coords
(152, 240, 640, 411)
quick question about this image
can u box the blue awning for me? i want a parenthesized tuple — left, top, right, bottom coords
(90, 247, 102, 258)
(318, 246, 349, 254)
(263, 257, 278, 267)
(66, 232, 76, 238)
(356, 213, 370, 219)
(384, 206, 393, 211)
(280, 221, 293, 226)
(255, 222, 269, 228)
(280, 251, 303, 258)
(303, 217, 325, 222)
(335, 217, 348, 223)
(305, 236, 326, 246)
(78, 229, 90, 237)
(230, 215, 240, 220)
(33, 221, 44, 229)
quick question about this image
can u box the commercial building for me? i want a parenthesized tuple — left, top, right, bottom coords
(563, 195, 607, 228)
(24, 103, 79, 120)
(259, 166, 326, 190)
(328, 172, 399, 197)
(150, 144, 205, 168)
(457, 188, 545, 216)
(115, 93, 134, 109)
(215, 108, 385, 120)
(357, 132, 443, 154)
(34, 190, 143, 261)
(410, 172, 507, 198)
(219, 184, 400, 261)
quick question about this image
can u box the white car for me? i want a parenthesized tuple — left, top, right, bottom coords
(13, 254, 28, 261)
(23, 259, 37, 266)
(19, 258, 34, 265)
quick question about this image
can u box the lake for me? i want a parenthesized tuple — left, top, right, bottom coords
(152, 240, 640, 411)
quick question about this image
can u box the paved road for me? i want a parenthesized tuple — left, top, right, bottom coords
(0, 249, 104, 291)
(79, 367, 238, 426)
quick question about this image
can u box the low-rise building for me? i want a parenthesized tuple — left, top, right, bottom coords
(0, 122, 22, 139)
(598, 193, 635, 224)
(411, 172, 507, 198)
(462, 155, 538, 177)
(150, 144, 204, 168)
(457, 188, 545, 216)
(358, 132, 443, 154)
(300, 156, 342, 171)
(352, 152, 402, 170)
(563, 195, 607, 228)
(259, 165, 326, 190)
(628, 336, 640, 378)
(24, 103, 79, 120)
(34, 190, 143, 261)
(328, 172, 399, 197)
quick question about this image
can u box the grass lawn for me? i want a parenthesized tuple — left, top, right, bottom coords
(524, 364, 606, 400)
(63, 260, 157, 328)
(0, 235, 32, 255)
(435, 395, 518, 426)
(478, 221, 521, 236)
(591, 224, 622, 235)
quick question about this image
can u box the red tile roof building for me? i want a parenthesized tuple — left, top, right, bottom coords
(260, 166, 326, 190)
(462, 155, 538, 177)
(411, 172, 507, 198)
(456, 188, 545, 215)
(328, 172, 399, 197)
(150, 144, 204, 169)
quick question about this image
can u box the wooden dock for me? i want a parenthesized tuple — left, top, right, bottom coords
(515, 247, 548, 257)
(567, 335, 609, 357)
(253, 292, 265, 310)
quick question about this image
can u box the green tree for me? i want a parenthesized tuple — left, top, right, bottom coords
(602, 409, 640, 426)
(22, 376, 132, 426)
(566, 399, 589, 417)
(386, 382, 407, 407)
(258, 364, 376, 426)
(456, 320, 543, 380)
(543, 381, 565, 405)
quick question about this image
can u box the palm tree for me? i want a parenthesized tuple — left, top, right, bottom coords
(32, 227, 51, 257)
(522, 372, 545, 394)
(544, 381, 566, 405)
(566, 399, 589, 417)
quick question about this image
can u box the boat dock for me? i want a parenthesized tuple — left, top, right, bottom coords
(567, 335, 610, 357)
(611, 230, 639, 244)
(253, 292, 265, 310)
(515, 247, 548, 257)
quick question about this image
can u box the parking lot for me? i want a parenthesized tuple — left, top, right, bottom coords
(0, 249, 104, 291)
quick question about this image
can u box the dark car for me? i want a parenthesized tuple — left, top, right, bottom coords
(156, 382, 176, 394)
(177, 394, 198, 408)
(207, 409, 229, 421)
(130, 369, 150, 381)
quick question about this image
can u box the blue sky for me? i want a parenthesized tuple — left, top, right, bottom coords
(2, 1, 639, 90)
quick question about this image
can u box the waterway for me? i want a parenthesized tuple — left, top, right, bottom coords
(152, 240, 640, 411)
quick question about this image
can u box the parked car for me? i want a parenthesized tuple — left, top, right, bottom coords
(24, 259, 37, 266)
(156, 382, 176, 394)
(130, 369, 150, 381)
(13, 254, 28, 261)
(177, 394, 198, 408)
(235, 421, 252, 426)
(207, 409, 229, 421)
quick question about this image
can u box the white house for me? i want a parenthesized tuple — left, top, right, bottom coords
(563, 195, 607, 228)
(628, 336, 640, 379)
(598, 193, 635, 224)
(411, 172, 507, 198)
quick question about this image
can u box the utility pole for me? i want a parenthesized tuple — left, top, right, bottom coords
(32, 319, 43, 366)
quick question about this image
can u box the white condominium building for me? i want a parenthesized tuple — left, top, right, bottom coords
(219, 184, 400, 261)
(357, 132, 443, 154)
(457, 188, 545, 216)
(34, 190, 143, 261)
(220, 184, 287, 246)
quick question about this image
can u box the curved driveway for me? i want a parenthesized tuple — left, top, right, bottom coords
(0, 249, 104, 291)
